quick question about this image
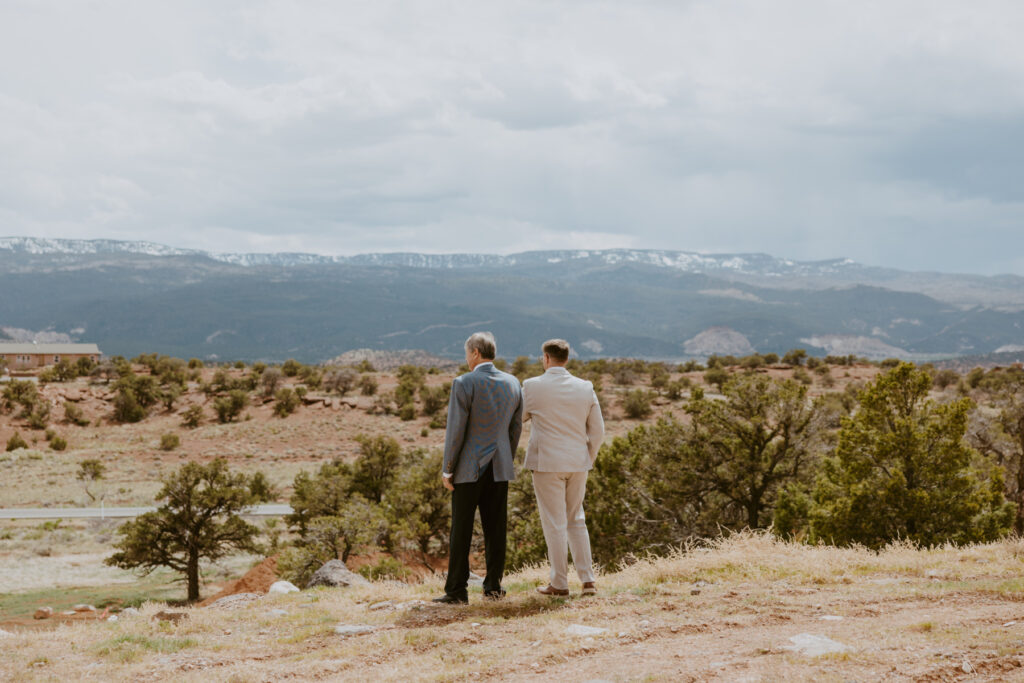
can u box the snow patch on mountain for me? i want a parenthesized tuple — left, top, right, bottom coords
(0, 237, 865, 278)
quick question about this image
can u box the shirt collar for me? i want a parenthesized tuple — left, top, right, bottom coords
(545, 366, 569, 375)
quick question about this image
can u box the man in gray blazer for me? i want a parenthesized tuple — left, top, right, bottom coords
(434, 331, 523, 604)
(522, 339, 604, 596)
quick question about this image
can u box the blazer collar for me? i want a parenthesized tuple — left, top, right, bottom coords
(474, 362, 496, 373)
(545, 366, 570, 375)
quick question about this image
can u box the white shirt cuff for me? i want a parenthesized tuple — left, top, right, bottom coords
(442, 472, 453, 479)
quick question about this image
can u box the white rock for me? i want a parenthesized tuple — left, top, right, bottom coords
(368, 601, 394, 611)
(783, 633, 852, 657)
(106, 615, 118, 622)
(120, 608, 140, 617)
(267, 580, 300, 595)
(0, 629, 12, 638)
(471, 622, 481, 627)
(73, 604, 96, 613)
(334, 624, 376, 636)
(819, 615, 844, 621)
(1004, 621, 1017, 627)
(566, 624, 608, 637)
(267, 609, 288, 617)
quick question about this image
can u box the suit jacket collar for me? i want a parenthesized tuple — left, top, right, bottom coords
(545, 366, 569, 376)
(474, 362, 496, 373)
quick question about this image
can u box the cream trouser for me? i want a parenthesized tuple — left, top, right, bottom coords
(532, 470, 596, 589)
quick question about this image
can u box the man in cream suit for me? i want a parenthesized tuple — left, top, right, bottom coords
(434, 331, 523, 604)
(522, 339, 605, 596)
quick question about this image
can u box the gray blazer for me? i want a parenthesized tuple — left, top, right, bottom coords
(442, 362, 523, 484)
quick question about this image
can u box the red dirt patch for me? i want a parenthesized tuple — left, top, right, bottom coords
(199, 556, 278, 607)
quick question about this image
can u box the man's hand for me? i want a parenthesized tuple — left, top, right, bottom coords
(442, 473, 455, 491)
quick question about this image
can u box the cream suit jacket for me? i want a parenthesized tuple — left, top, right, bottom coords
(522, 366, 604, 472)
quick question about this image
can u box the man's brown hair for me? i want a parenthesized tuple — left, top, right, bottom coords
(541, 338, 570, 363)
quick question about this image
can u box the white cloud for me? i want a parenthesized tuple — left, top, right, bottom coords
(1, 0, 1023, 273)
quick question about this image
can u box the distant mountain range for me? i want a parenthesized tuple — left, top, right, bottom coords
(2, 237, 1022, 363)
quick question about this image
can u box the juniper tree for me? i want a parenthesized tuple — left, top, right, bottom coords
(810, 363, 1013, 548)
(106, 459, 272, 601)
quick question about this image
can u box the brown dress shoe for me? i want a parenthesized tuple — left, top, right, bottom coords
(581, 582, 597, 596)
(535, 585, 570, 596)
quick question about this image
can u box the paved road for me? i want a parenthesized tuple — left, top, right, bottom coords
(0, 504, 294, 519)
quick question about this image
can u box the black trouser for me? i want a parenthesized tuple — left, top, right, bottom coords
(444, 462, 508, 599)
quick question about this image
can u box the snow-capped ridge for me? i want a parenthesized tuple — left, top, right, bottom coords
(0, 236, 864, 277)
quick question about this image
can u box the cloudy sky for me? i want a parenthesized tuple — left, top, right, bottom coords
(2, 1, 1023, 274)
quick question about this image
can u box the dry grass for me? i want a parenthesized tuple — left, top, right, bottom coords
(4, 532, 1024, 681)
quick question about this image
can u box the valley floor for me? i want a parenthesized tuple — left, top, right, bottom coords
(3, 533, 1024, 682)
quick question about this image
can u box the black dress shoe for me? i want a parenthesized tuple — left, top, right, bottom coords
(432, 594, 468, 605)
(483, 589, 506, 601)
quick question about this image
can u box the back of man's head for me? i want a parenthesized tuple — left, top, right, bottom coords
(542, 339, 570, 364)
(465, 331, 497, 360)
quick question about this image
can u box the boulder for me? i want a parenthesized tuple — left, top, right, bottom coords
(72, 604, 96, 613)
(306, 560, 370, 589)
(63, 389, 83, 402)
(267, 580, 299, 595)
(33, 607, 53, 620)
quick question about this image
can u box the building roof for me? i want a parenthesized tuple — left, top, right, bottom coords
(0, 343, 102, 355)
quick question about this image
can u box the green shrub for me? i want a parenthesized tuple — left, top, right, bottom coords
(160, 433, 180, 451)
(6, 432, 28, 451)
(113, 387, 146, 423)
(781, 349, 807, 366)
(703, 367, 730, 389)
(323, 368, 357, 395)
(358, 375, 378, 396)
(50, 436, 67, 451)
(420, 384, 450, 416)
(622, 389, 653, 419)
(26, 401, 51, 430)
(281, 359, 302, 377)
(181, 405, 204, 428)
(792, 367, 812, 385)
(214, 390, 249, 423)
(357, 556, 410, 581)
(274, 387, 300, 417)
(64, 402, 90, 426)
(398, 403, 417, 421)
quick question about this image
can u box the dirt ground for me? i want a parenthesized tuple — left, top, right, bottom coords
(3, 533, 1024, 681)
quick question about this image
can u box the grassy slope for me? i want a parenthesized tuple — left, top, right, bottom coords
(4, 533, 1024, 681)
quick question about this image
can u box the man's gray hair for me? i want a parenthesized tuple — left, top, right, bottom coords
(465, 331, 497, 360)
